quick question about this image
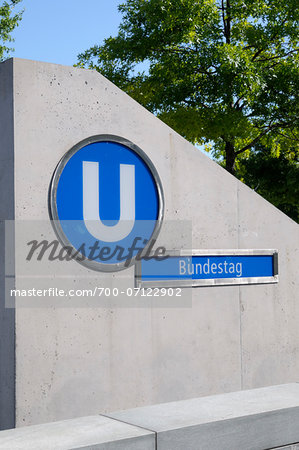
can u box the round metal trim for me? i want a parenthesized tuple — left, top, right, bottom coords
(48, 134, 164, 272)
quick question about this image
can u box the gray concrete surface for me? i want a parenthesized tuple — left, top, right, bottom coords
(274, 446, 299, 450)
(0, 415, 155, 449)
(0, 58, 298, 427)
(1, 385, 298, 450)
(109, 383, 299, 450)
(0, 59, 15, 430)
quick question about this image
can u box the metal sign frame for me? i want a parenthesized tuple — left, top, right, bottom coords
(135, 249, 279, 288)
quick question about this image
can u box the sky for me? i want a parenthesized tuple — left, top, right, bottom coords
(9, 0, 209, 157)
(11, 0, 122, 66)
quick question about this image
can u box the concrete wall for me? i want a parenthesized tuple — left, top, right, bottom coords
(0, 58, 298, 427)
(0, 59, 15, 430)
(275, 446, 299, 450)
(0, 384, 299, 450)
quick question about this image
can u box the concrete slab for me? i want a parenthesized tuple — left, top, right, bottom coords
(0, 415, 155, 449)
(0, 57, 298, 427)
(237, 182, 299, 389)
(11, 58, 242, 425)
(0, 58, 15, 430)
(274, 446, 299, 450)
(109, 383, 299, 450)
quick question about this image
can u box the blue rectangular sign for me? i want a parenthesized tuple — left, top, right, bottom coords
(136, 250, 278, 288)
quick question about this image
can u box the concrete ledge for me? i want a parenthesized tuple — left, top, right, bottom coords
(274, 446, 299, 450)
(0, 415, 155, 449)
(108, 383, 299, 450)
(1, 384, 299, 449)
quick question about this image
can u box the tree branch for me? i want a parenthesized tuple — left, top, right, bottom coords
(255, 48, 298, 63)
(251, 48, 264, 61)
(221, 0, 227, 39)
(275, 130, 299, 141)
(236, 129, 270, 155)
(233, 96, 246, 110)
(236, 121, 295, 154)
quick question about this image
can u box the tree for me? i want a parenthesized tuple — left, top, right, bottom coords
(77, 0, 299, 175)
(0, 0, 22, 61)
(237, 143, 299, 222)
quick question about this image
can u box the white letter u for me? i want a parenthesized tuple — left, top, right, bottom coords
(82, 161, 135, 242)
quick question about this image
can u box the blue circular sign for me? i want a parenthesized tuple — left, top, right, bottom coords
(49, 135, 164, 271)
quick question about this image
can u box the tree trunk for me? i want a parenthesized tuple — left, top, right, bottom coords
(225, 141, 236, 175)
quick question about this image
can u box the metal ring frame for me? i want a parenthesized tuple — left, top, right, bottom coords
(48, 134, 165, 272)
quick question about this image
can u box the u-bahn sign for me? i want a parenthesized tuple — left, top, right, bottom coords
(48, 135, 278, 287)
(48, 135, 164, 271)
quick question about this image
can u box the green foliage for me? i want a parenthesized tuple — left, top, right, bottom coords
(77, 0, 299, 176)
(238, 144, 299, 222)
(0, 0, 23, 61)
